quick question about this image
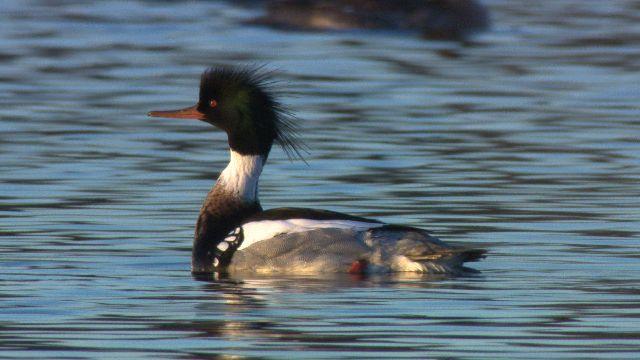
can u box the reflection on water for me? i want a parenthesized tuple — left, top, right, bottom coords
(1, 0, 639, 358)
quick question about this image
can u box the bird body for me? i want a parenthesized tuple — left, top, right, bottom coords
(148, 67, 485, 275)
(245, 0, 490, 40)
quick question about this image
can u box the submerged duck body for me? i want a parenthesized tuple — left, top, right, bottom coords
(149, 67, 485, 275)
(244, 0, 490, 39)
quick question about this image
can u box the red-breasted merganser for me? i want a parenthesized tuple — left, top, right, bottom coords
(244, 0, 490, 40)
(148, 67, 485, 275)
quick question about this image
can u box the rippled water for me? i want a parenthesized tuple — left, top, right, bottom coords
(1, 0, 639, 358)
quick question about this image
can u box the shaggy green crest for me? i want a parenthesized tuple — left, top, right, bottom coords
(197, 66, 306, 160)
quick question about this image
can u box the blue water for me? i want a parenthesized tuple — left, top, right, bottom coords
(1, 0, 639, 358)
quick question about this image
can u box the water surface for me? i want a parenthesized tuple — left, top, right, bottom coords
(1, 0, 639, 358)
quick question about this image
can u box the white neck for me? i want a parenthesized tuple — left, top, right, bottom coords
(216, 150, 264, 202)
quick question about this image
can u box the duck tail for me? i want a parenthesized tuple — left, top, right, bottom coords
(457, 248, 487, 263)
(441, 248, 487, 274)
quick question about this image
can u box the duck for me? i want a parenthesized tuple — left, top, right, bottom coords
(243, 0, 490, 40)
(148, 66, 486, 275)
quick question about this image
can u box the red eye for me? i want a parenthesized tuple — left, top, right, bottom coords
(209, 99, 218, 108)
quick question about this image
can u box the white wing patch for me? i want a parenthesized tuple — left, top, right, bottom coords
(238, 219, 384, 250)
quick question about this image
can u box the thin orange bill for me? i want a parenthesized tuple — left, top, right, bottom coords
(147, 104, 204, 120)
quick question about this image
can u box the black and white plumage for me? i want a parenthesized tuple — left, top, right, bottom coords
(148, 66, 485, 275)
(230, 209, 484, 274)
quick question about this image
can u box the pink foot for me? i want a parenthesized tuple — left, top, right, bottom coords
(348, 259, 368, 274)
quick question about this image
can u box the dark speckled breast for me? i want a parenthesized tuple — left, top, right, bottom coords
(192, 186, 261, 273)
